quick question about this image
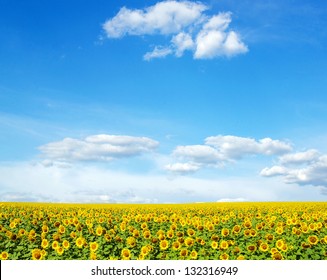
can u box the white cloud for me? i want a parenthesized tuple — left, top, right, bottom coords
(171, 32, 194, 57)
(165, 135, 292, 176)
(38, 134, 159, 163)
(103, 1, 248, 60)
(164, 162, 201, 174)
(173, 144, 223, 164)
(260, 165, 288, 177)
(103, 1, 207, 37)
(194, 12, 248, 59)
(279, 149, 320, 165)
(143, 46, 173, 61)
(261, 151, 327, 190)
(205, 135, 292, 159)
(1, 161, 321, 203)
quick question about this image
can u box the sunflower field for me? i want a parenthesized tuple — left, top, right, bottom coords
(0, 202, 327, 260)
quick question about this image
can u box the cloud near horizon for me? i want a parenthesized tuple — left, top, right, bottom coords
(103, 1, 248, 60)
(36, 133, 327, 193)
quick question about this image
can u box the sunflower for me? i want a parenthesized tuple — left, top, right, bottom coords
(158, 233, 165, 241)
(247, 244, 257, 253)
(90, 241, 99, 252)
(141, 245, 149, 255)
(309, 223, 316, 231)
(166, 229, 174, 239)
(280, 244, 288, 252)
(207, 223, 214, 231)
(272, 252, 283, 260)
(221, 228, 230, 237)
(90, 252, 97, 260)
(143, 230, 151, 239)
(244, 229, 250, 237)
(275, 227, 283, 235)
(187, 228, 195, 237)
(31, 249, 43, 260)
(243, 220, 252, 228)
(276, 239, 284, 250)
(62, 240, 70, 249)
(52, 240, 59, 250)
(41, 239, 49, 249)
(236, 255, 245, 260)
(141, 222, 148, 229)
(265, 233, 274, 242)
(180, 248, 188, 258)
(56, 247, 64, 256)
(75, 237, 84, 248)
(1, 251, 9, 260)
(42, 225, 49, 233)
(197, 225, 204, 231)
(126, 237, 136, 248)
(133, 229, 140, 238)
(160, 239, 169, 250)
(211, 241, 218, 249)
(232, 225, 241, 234)
(121, 248, 131, 260)
(58, 225, 65, 234)
(70, 231, 77, 239)
(220, 240, 229, 250)
(184, 237, 194, 247)
(172, 241, 181, 250)
(308, 235, 319, 245)
(96, 226, 103, 236)
(220, 253, 229, 260)
(301, 226, 309, 233)
(233, 246, 241, 254)
(190, 250, 198, 260)
(259, 242, 269, 252)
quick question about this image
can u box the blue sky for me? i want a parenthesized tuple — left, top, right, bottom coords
(1, 0, 327, 203)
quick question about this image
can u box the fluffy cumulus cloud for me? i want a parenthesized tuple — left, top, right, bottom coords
(166, 135, 292, 175)
(38, 134, 159, 163)
(103, 1, 248, 60)
(205, 135, 292, 159)
(261, 151, 327, 190)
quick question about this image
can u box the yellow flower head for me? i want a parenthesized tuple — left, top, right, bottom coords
(90, 241, 99, 252)
(75, 237, 84, 248)
(211, 241, 218, 249)
(220, 253, 229, 260)
(172, 241, 181, 250)
(32, 249, 43, 260)
(184, 237, 194, 247)
(121, 248, 131, 260)
(1, 251, 9, 260)
(41, 239, 49, 249)
(62, 240, 70, 249)
(259, 242, 269, 252)
(96, 226, 103, 236)
(56, 247, 64, 256)
(180, 248, 188, 257)
(308, 235, 319, 245)
(221, 228, 230, 237)
(220, 240, 229, 250)
(160, 239, 169, 250)
(190, 250, 198, 259)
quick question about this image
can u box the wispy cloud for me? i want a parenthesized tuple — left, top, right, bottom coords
(38, 134, 159, 164)
(103, 1, 248, 60)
